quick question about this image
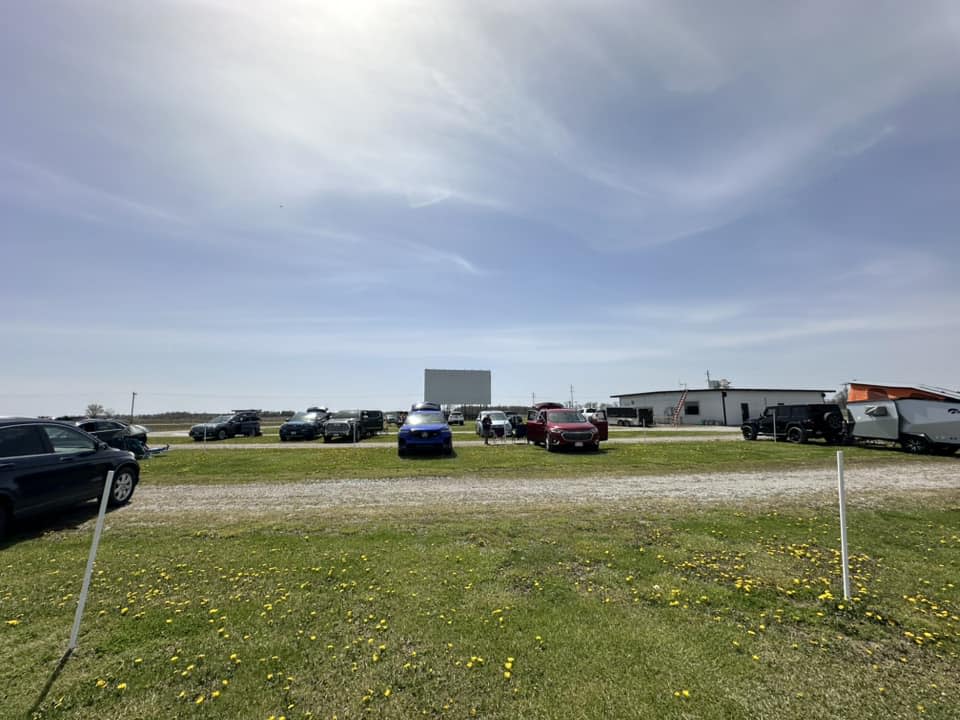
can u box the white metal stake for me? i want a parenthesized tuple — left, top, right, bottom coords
(772, 410, 777, 442)
(69, 470, 114, 650)
(837, 451, 851, 601)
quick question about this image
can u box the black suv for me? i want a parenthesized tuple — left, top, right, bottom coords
(0, 418, 140, 538)
(741, 404, 846, 444)
(279, 409, 329, 441)
(189, 410, 262, 441)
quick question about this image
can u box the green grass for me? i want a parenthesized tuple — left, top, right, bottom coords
(139, 441, 951, 485)
(3, 496, 958, 719)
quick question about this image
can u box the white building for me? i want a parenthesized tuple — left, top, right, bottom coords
(610, 386, 835, 426)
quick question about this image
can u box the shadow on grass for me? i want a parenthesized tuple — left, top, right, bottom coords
(28, 648, 73, 718)
(398, 449, 459, 461)
(1, 501, 123, 549)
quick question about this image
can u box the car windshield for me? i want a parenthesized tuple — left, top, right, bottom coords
(406, 412, 445, 426)
(289, 412, 316, 422)
(548, 411, 586, 423)
(209, 415, 232, 423)
(484, 412, 507, 422)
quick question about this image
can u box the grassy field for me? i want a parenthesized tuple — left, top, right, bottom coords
(138, 440, 951, 485)
(3, 496, 958, 719)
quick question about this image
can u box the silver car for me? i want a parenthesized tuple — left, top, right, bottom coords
(475, 410, 512, 438)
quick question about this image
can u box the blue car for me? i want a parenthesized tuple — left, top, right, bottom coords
(398, 411, 453, 457)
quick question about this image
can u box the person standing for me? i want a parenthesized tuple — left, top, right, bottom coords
(481, 413, 493, 445)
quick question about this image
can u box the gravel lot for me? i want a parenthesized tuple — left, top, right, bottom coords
(127, 462, 959, 516)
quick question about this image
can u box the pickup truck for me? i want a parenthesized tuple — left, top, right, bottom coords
(323, 410, 384, 442)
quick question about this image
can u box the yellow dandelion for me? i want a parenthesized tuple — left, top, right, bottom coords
(117, 683, 127, 690)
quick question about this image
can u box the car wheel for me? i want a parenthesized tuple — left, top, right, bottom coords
(217, 429, 227, 440)
(786, 426, 806, 444)
(545, 434, 555, 452)
(590, 442, 600, 452)
(741, 425, 757, 441)
(108, 467, 137, 507)
(279, 435, 287, 442)
(824, 413, 843, 432)
(323, 436, 330, 443)
(901, 435, 930, 454)
(398, 447, 406, 458)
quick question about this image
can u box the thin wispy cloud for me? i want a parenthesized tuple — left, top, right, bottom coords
(2, 1, 958, 413)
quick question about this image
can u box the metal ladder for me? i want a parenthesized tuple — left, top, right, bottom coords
(672, 387, 689, 427)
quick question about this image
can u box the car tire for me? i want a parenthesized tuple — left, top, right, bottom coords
(741, 425, 757, 441)
(398, 447, 406, 458)
(545, 435, 555, 452)
(279, 435, 287, 442)
(786, 426, 806, 444)
(590, 442, 600, 452)
(900, 435, 930, 454)
(216, 429, 227, 440)
(0, 502, 11, 540)
(443, 443, 453, 456)
(108, 467, 137, 507)
(323, 436, 330, 443)
(824, 413, 843, 432)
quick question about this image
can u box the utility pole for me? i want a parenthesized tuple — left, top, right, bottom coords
(569, 385, 574, 407)
(532, 392, 536, 407)
(130, 391, 137, 421)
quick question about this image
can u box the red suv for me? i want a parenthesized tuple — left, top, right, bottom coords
(526, 403, 609, 451)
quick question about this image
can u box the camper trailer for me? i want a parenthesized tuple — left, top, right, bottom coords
(847, 383, 960, 455)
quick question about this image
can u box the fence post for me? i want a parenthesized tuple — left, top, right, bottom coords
(69, 470, 114, 650)
(837, 451, 851, 601)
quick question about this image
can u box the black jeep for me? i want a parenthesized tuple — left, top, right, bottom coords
(741, 404, 846, 444)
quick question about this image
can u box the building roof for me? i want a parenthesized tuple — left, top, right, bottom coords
(847, 382, 960, 403)
(610, 388, 834, 398)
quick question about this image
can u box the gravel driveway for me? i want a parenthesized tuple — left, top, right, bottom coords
(128, 462, 959, 516)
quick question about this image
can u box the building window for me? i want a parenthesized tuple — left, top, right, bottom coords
(685, 402, 700, 416)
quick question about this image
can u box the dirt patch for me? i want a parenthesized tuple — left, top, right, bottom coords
(125, 462, 959, 517)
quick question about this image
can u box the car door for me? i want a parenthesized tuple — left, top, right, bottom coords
(758, 408, 775, 435)
(526, 411, 547, 444)
(590, 410, 609, 441)
(0, 424, 68, 515)
(39, 424, 111, 504)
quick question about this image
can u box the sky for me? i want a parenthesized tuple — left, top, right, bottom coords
(3, 0, 960, 415)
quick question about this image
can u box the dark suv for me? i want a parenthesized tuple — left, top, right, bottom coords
(279, 409, 329, 441)
(189, 410, 262, 441)
(741, 404, 846, 444)
(0, 418, 140, 538)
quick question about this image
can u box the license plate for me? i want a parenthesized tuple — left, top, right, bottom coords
(575, 441, 583, 447)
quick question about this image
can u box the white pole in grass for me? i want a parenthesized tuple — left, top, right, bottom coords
(68, 470, 114, 650)
(836, 451, 851, 601)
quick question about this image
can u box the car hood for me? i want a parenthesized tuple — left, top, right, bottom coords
(546, 421, 596, 432)
(401, 422, 450, 432)
(281, 420, 315, 428)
